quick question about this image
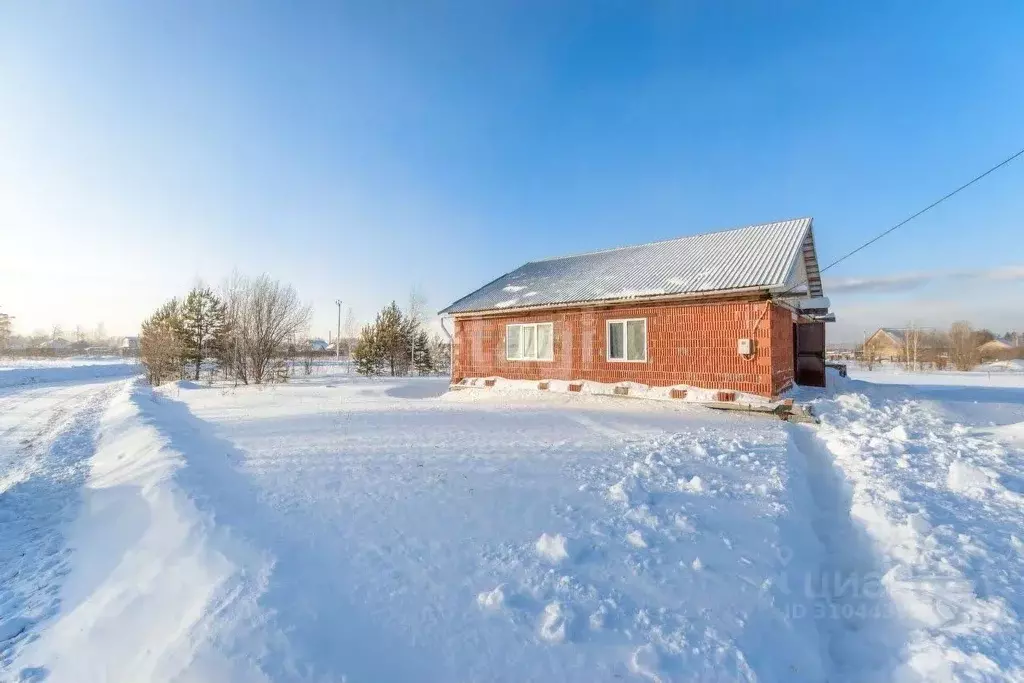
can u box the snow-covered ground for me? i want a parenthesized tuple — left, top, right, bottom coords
(848, 360, 1024, 388)
(2, 361, 1024, 681)
(0, 358, 139, 389)
(0, 356, 132, 371)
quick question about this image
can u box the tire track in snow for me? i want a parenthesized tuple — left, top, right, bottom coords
(0, 381, 122, 672)
(0, 385, 107, 445)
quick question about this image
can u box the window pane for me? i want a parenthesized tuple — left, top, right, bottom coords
(537, 323, 553, 360)
(523, 325, 536, 359)
(626, 320, 646, 361)
(608, 322, 624, 359)
(506, 325, 521, 359)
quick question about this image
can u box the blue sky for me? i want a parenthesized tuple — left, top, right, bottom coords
(1, 1, 1022, 342)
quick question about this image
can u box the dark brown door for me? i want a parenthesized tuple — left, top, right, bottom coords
(794, 322, 826, 387)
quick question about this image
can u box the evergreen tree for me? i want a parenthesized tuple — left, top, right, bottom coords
(412, 329, 433, 374)
(140, 298, 184, 385)
(179, 287, 229, 380)
(353, 323, 382, 376)
(374, 301, 416, 376)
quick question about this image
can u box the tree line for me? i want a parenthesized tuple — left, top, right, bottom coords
(859, 321, 1022, 372)
(140, 274, 312, 385)
(0, 319, 121, 355)
(352, 300, 450, 377)
(0, 310, 10, 351)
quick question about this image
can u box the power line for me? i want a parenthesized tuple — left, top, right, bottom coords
(787, 146, 1024, 297)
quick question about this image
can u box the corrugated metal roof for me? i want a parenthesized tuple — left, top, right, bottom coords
(440, 217, 817, 315)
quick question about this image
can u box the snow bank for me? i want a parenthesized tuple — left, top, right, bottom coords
(14, 382, 272, 682)
(808, 381, 1024, 680)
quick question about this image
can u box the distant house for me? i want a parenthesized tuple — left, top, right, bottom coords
(38, 338, 70, 351)
(439, 217, 833, 397)
(863, 328, 907, 361)
(307, 338, 329, 351)
(978, 338, 1013, 360)
(121, 336, 139, 356)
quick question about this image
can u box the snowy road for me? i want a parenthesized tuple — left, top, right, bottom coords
(2, 364, 1024, 682)
(0, 377, 127, 673)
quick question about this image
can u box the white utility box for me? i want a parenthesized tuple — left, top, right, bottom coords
(737, 338, 754, 355)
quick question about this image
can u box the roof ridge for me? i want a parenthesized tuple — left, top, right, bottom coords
(527, 217, 812, 264)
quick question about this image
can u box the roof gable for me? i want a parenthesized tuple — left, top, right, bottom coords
(441, 217, 820, 315)
(880, 328, 907, 344)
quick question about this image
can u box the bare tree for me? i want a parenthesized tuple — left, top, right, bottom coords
(406, 286, 428, 329)
(342, 306, 358, 359)
(342, 306, 357, 337)
(405, 286, 429, 372)
(301, 343, 316, 375)
(857, 342, 878, 371)
(221, 274, 312, 384)
(921, 330, 949, 370)
(140, 299, 183, 386)
(901, 323, 922, 371)
(949, 321, 978, 371)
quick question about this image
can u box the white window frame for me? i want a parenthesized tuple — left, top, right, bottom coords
(506, 322, 554, 361)
(606, 318, 648, 363)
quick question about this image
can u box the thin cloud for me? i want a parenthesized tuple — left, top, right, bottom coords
(826, 266, 1024, 294)
(825, 272, 934, 294)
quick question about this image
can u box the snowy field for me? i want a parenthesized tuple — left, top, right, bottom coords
(2, 361, 1024, 682)
(0, 356, 132, 371)
(848, 360, 1024, 389)
(0, 357, 139, 390)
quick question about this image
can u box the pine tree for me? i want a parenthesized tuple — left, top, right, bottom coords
(413, 329, 433, 374)
(140, 299, 184, 385)
(374, 301, 415, 376)
(353, 323, 382, 376)
(180, 287, 229, 380)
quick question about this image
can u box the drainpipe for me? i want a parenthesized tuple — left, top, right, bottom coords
(440, 315, 454, 383)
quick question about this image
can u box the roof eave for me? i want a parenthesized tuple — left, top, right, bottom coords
(445, 286, 775, 318)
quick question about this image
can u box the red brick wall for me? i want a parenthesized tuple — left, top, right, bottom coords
(452, 298, 797, 397)
(769, 304, 796, 396)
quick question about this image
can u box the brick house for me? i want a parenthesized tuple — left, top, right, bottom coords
(439, 217, 833, 398)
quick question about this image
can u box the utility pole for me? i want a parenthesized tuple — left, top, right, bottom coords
(335, 299, 343, 360)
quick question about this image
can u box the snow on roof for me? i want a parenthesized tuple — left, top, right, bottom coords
(440, 217, 821, 315)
